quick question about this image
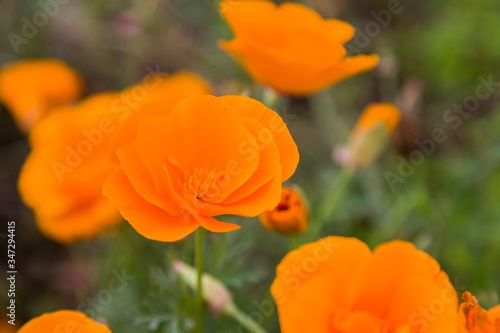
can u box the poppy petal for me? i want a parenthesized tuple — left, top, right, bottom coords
(321, 54, 380, 87)
(222, 117, 280, 204)
(18, 310, 110, 333)
(221, 95, 299, 181)
(220, 0, 276, 44)
(194, 215, 241, 233)
(272, 236, 372, 333)
(103, 169, 198, 242)
(202, 168, 282, 217)
(324, 19, 356, 44)
(387, 277, 458, 333)
(116, 141, 179, 214)
(348, 241, 447, 317)
(110, 95, 187, 163)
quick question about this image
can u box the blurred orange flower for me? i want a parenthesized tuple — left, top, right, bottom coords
(219, 0, 379, 96)
(111, 70, 213, 121)
(103, 95, 299, 242)
(354, 103, 401, 133)
(259, 186, 308, 236)
(458, 291, 500, 333)
(0, 316, 16, 333)
(18, 93, 122, 243)
(272, 236, 458, 333)
(123, 71, 212, 100)
(18, 310, 111, 333)
(147, 71, 212, 97)
(334, 103, 401, 169)
(0, 59, 83, 132)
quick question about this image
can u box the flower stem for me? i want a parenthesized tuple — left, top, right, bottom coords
(195, 228, 206, 333)
(319, 167, 355, 220)
(307, 167, 355, 240)
(224, 302, 269, 333)
(367, 187, 421, 246)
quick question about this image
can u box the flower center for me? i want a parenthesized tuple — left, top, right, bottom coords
(276, 193, 292, 212)
(183, 168, 221, 204)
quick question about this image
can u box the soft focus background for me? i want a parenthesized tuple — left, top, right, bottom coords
(1, 0, 500, 332)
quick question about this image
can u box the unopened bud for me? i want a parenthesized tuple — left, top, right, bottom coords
(259, 185, 309, 236)
(333, 103, 401, 169)
(172, 260, 232, 314)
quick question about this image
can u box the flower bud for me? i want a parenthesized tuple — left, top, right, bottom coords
(333, 103, 401, 169)
(259, 186, 309, 236)
(172, 260, 232, 314)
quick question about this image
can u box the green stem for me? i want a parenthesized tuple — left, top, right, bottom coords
(224, 302, 269, 333)
(310, 167, 355, 240)
(368, 188, 421, 246)
(319, 167, 355, 220)
(195, 228, 206, 333)
(289, 235, 300, 250)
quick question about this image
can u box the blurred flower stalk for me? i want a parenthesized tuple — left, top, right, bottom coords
(173, 260, 269, 333)
(310, 103, 402, 241)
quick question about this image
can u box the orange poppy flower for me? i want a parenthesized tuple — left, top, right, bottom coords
(259, 186, 309, 236)
(18, 310, 111, 333)
(18, 71, 212, 243)
(18, 93, 123, 243)
(334, 103, 401, 169)
(272, 237, 458, 333)
(219, 0, 379, 96)
(103, 94, 299, 242)
(458, 291, 500, 333)
(0, 59, 83, 132)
